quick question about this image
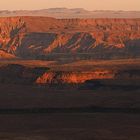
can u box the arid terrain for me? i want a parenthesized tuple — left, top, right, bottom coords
(0, 16, 140, 140)
(0, 8, 140, 18)
(0, 58, 139, 140)
(0, 16, 140, 60)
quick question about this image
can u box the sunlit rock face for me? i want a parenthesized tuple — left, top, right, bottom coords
(0, 64, 139, 85)
(36, 70, 115, 84)
(0, 17, 140, 59)
(36, 69, 140, 84)
(0, 50, 16, 59)
(0, 64, 114, 84)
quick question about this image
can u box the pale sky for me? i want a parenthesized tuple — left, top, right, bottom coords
(0, 0, 140, 11)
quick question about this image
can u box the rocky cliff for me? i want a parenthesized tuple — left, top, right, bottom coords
(0, 64, 139, 85)
(0, 17, 140, 59)
(36, 70, 114, 84)
(0, 64, 114, 84)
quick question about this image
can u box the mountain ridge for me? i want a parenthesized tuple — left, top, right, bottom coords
(0, 8, 140, 18)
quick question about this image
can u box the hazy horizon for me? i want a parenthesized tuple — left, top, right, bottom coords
(0, 0, 140, 11)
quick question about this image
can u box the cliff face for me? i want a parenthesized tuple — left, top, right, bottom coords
(36, 70, 114, 84)
(0, 64, 139, 84)
(0, 17, 140, 59)
(0, 50, 16, 59)
(0, 17, 26, 55)
(0, 64, 114, 84)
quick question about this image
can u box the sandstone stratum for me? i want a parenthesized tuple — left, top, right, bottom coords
(0, 16, 140, 60)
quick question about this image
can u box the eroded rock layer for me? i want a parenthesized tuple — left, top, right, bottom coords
(0, 17, 140, 59)
(0, 64, 140, 85)
(36, 70, 114, 84)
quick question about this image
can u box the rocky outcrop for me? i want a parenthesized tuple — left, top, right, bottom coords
(0, 64, 115, 84)
(0, 17, 140, 59)
(36, 70, 115, 84)
(36, 69, 140, 84)
(0, 50, 16, 59)
(0, 64, 139, 85)
(0, 17, 26, 55)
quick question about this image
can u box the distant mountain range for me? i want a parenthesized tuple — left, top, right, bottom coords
(0, 8, 140, 18)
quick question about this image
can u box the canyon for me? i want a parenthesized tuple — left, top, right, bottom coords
(0, 15, 140, 140)
(0, 17, 139, 60)
(0, 16, 140, 85)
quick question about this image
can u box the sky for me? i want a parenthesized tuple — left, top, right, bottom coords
(0, 0, 140, 11)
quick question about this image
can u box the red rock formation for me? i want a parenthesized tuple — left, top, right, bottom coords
(0, 50, 16, 59)
(0, 64, 139, 85)
(36, 70, 115, 84)
(0, 17, 140, 59)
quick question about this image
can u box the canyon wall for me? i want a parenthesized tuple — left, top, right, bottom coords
(0, 64, 140, 85)
(0, 17, 139, 60)
(0, 64, 114, 84)
(36, 70, 114, 84)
